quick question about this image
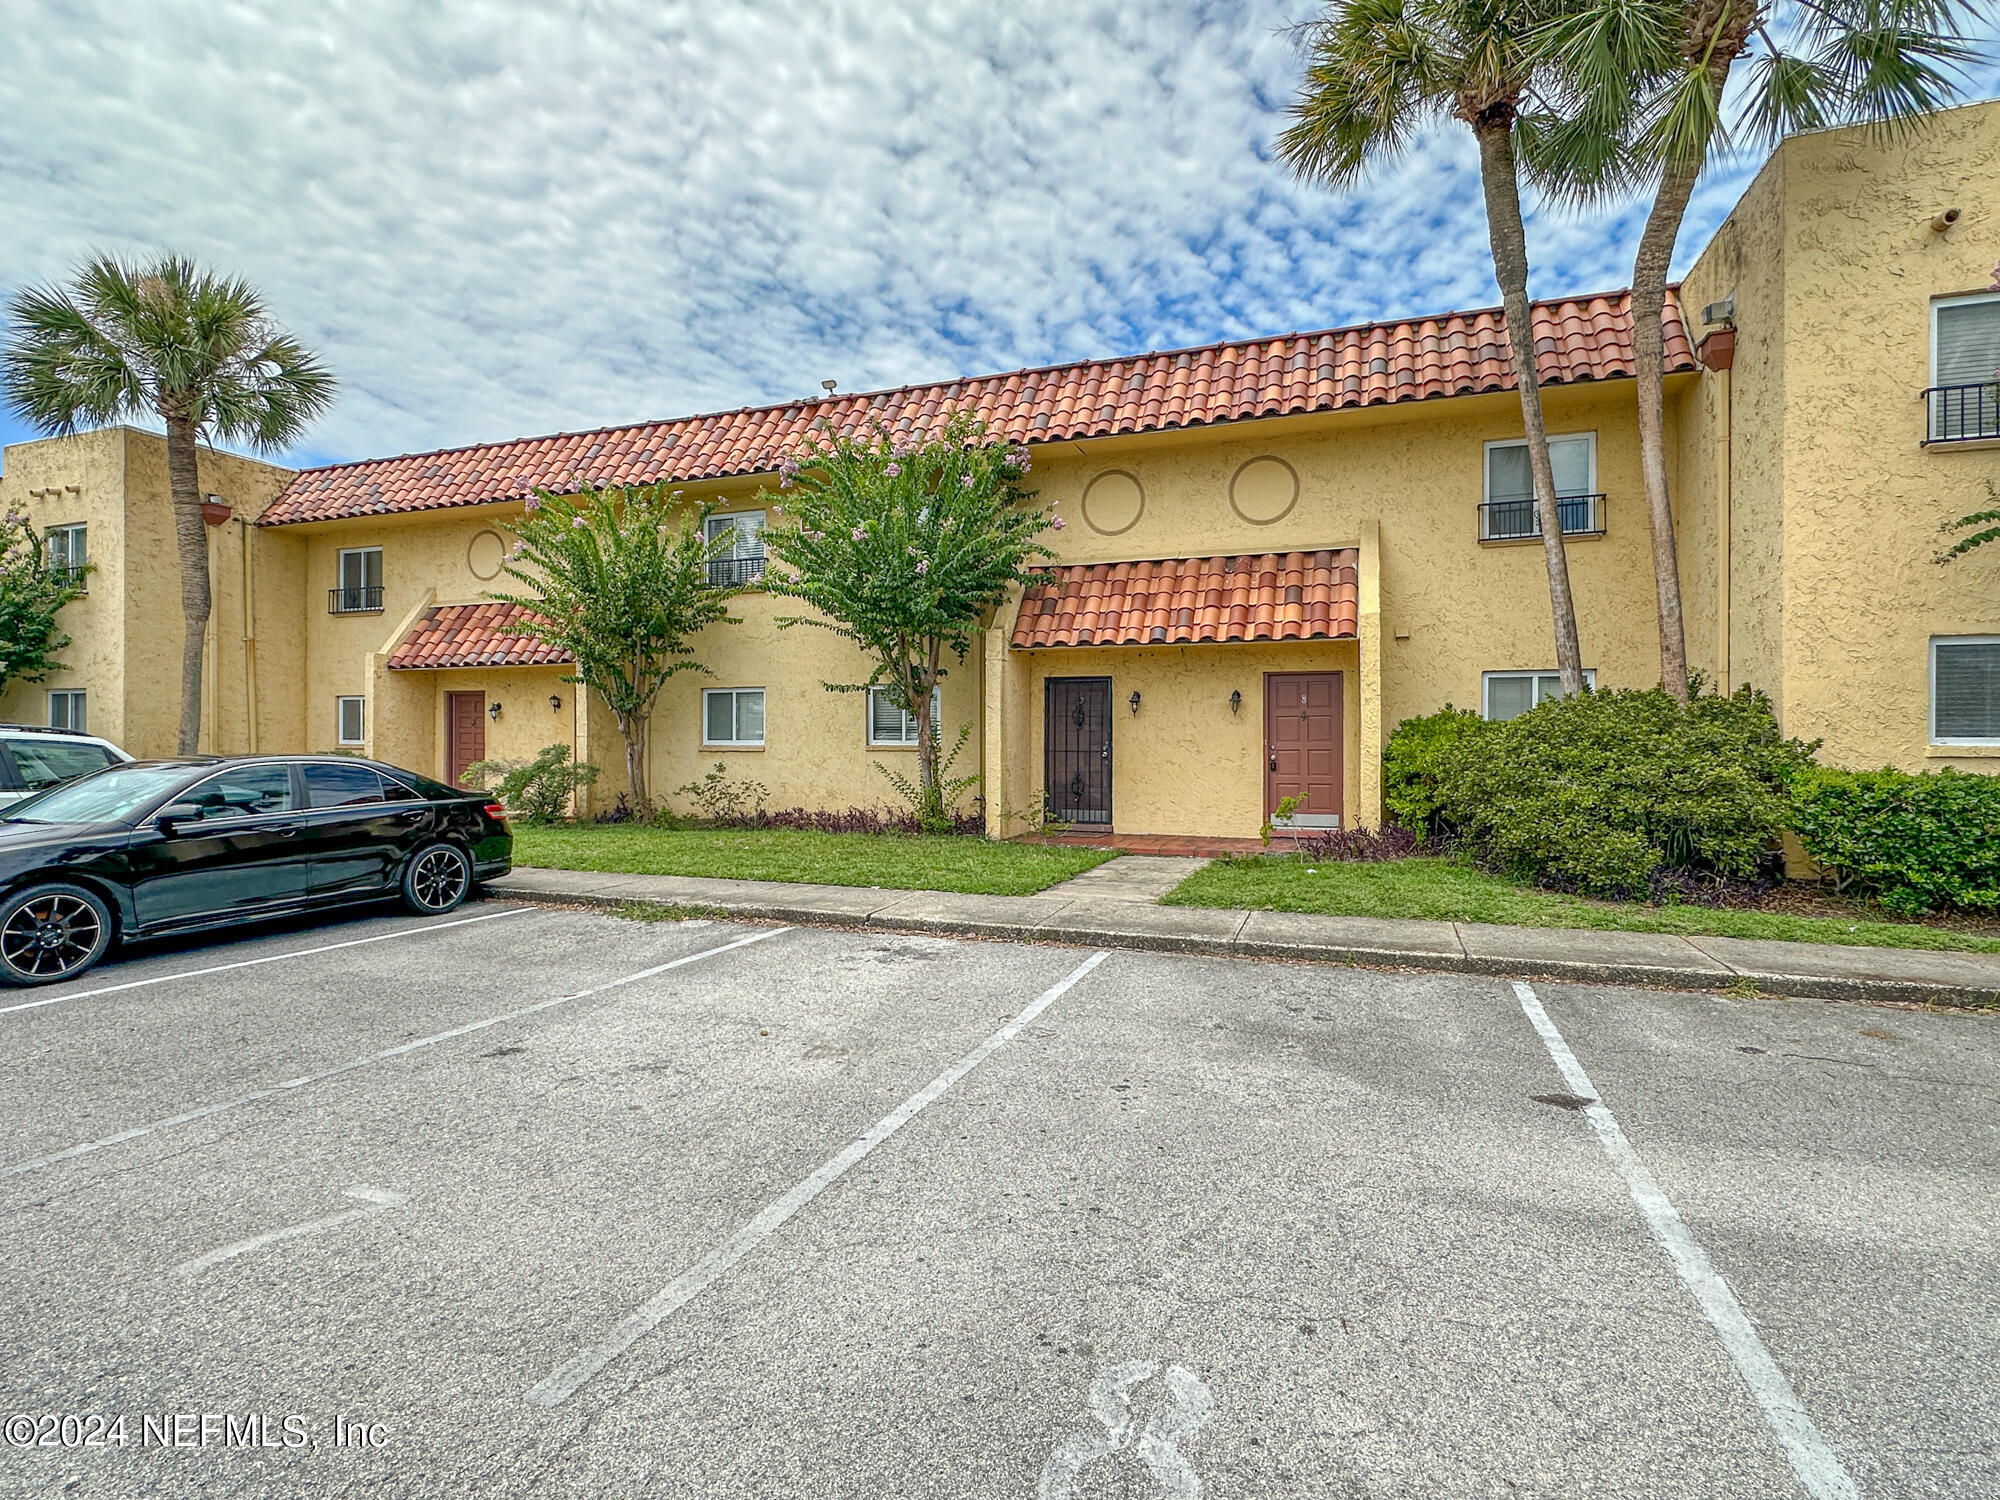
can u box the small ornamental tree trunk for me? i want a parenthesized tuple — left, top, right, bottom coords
(1475, 109, 1586, 696)
(619, 708, 650, 816)
(164, 412, 213, 754)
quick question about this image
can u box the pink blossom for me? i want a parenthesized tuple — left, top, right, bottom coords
(915, 559, 929, 576)
(884, 463, 902, 478)
(959, 475, 974, 488)
(572, 516, 588, 528)
(851, 526, 867, 541)
(524, 495, 541, 514)
(1050, 515, 1065, 531)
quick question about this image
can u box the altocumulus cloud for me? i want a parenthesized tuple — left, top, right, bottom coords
(3, 1, 1995, 465)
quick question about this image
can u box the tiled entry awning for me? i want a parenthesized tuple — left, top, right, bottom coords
(1011, 550, 1359, 649)
(386, 601, 573, 670)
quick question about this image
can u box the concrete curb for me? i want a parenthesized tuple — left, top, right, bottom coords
(490, 871, 2000, 1012)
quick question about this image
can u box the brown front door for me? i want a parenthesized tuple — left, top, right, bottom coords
(446, 692, 486, 790)
(1265, 673, 1343, 825)
(1044, 677, 1112, 826)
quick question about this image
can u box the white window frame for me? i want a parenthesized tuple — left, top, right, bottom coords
(702, 687, 766, 748)
(47, 689, 87, 733)
(336, 695, 366, 746)
(1482, 432, 1600, 539)
(337, 547, 382, 590)
(866, 685, 943, 747)
(47, 523, 87, 591)
(1929, 291, 2000, 442)
(1481, 669, 1596, 721)
(1930, 634, 2000, 745)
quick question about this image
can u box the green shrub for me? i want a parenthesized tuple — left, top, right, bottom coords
(1434, 685, 1817, 899)
(675, 761, 769, 822)
(1382, 706, 1488, 841)
(462, 742, 600, 824)
(1790, 766, 2000, 915)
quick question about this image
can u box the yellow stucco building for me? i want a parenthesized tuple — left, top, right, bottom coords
(6, 103, 1998, 842)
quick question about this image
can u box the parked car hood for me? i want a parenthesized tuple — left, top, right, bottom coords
(0, 819, 110, 852)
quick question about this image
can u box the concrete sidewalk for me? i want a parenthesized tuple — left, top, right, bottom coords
(490, 866, 2000, 1011)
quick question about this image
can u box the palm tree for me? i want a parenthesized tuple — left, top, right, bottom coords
(1537, 0, 1975, 700)
(1282, 0, 1589, 695)
(2, 254, 335, 752)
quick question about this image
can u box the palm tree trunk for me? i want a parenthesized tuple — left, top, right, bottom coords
(164, 415, 211, 754)
(1631, 159, 1699, 702)
(1474, 113, 1585, 696)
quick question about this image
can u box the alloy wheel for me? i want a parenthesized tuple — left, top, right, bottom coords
(411, 847, 469, 910)
(1, 893, 104, 982)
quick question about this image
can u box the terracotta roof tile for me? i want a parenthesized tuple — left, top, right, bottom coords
(385, 601, 571, 671)
(1010, 551, 1359, 649)
(263, 290, 1693, 528)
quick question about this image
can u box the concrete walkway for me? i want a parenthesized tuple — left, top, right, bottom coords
(1037, 854, 1209, 903)
(490, 866, 2000, 1010)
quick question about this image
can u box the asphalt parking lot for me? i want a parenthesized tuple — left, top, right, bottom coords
(1, 898, 1995, 1499)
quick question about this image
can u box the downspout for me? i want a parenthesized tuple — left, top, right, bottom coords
(239, 517, 258, 753)
(1718, 365, 1733, 692)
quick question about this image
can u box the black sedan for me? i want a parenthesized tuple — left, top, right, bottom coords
(0, 756, 512, 987)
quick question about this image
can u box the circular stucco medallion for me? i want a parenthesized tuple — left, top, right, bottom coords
(1229, 455, 1299, 525)
(1080, 470, 1145, 536)
(467, 529, 507, 581)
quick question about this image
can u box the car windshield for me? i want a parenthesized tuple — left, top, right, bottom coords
(3, 764, 194, 825)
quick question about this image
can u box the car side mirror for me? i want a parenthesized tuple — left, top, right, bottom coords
(156, 801, 204, 829)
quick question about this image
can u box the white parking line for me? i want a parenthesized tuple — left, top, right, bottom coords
(1, 926, 793, 1180)
(0, 906, 533, 1018)
(1513, 982, 1860, 1500)
(173, 1186, 407, 1277)
(525, 949, 1112, 1408)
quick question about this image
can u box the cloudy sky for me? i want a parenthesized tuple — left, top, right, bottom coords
(4, 0, 1997, 469)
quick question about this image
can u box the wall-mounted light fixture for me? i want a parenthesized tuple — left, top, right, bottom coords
(1127, 690, 1141, 715)
(549, 694, 562, 713)
(1229, 690, 1242, 715)
(488, 701, 503, 722)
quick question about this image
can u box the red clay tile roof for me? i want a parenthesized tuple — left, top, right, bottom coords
(262, 290, 1695, 527)
(1011, 551, 1359, 649)
(385, 601, 572, 671)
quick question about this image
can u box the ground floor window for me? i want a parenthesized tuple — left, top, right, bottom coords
(1482, 669, 1594, 721)
(337, 696, 366, 745)
(1932, 636, 2000, 743)
(867, 685, 941, 746)
(704, 687, 766, 747)
(47, 689, 86, 732)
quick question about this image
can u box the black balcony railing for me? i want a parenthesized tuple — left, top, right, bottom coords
(1923, 382, 2000, 444)
(1479, 493, 1606, 542)
(329, 585, 385, 613)
(707, 553, 766, 587)
(51, 565, 87, 593)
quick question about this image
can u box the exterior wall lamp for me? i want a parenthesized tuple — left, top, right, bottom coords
(1128, 690, 1141, 715)
(1229, 690, 1242, 715)
(488, 701, 502, 722)
(549, 695, 562, 712)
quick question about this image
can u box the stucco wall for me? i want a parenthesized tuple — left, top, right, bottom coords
(1769, 101, 2000, 769)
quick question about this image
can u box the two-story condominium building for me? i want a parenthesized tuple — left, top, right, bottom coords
(6, 101, 1999, 839)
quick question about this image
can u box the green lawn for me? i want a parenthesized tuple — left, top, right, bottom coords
(513, 824, 1117, 896)
(1162, 854, 2000, 954)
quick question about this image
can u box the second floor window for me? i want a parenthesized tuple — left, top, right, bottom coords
(1929, 292, 2000, 442)
(1482, 434, 1603, 541)
(704, 511, 766, 587)
(47, 524, 86, 589)
(333, 548, 384, 613)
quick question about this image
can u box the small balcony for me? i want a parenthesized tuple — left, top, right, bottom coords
(707, 553, 766, 588)
(1479, 493, 1607, 543)
(328, 586, 385, 614)
(1922, 382, 2000, 444)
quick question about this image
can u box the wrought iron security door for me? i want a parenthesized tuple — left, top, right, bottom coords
(1044, 678, 1112, 826)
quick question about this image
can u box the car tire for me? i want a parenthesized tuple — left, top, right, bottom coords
(402, 842, 472, 916)
(0, 881, 115, 987)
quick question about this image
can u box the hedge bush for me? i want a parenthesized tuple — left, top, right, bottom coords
(1789, 766, 2000, 915)
(1427, 686, 1817, 899)
(1381, 706, 1488, 841)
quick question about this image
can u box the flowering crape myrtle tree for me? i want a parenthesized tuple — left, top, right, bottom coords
(492, 481, 738, 817)
(0, 509, 86, 697)
(762, 413, 1057, 832)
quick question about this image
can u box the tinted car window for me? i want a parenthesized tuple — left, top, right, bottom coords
(7, 740, 117, 790)
(303, 763, 387, 809)
(182, 764, 295, 819)
(4, 764, 193, 824)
